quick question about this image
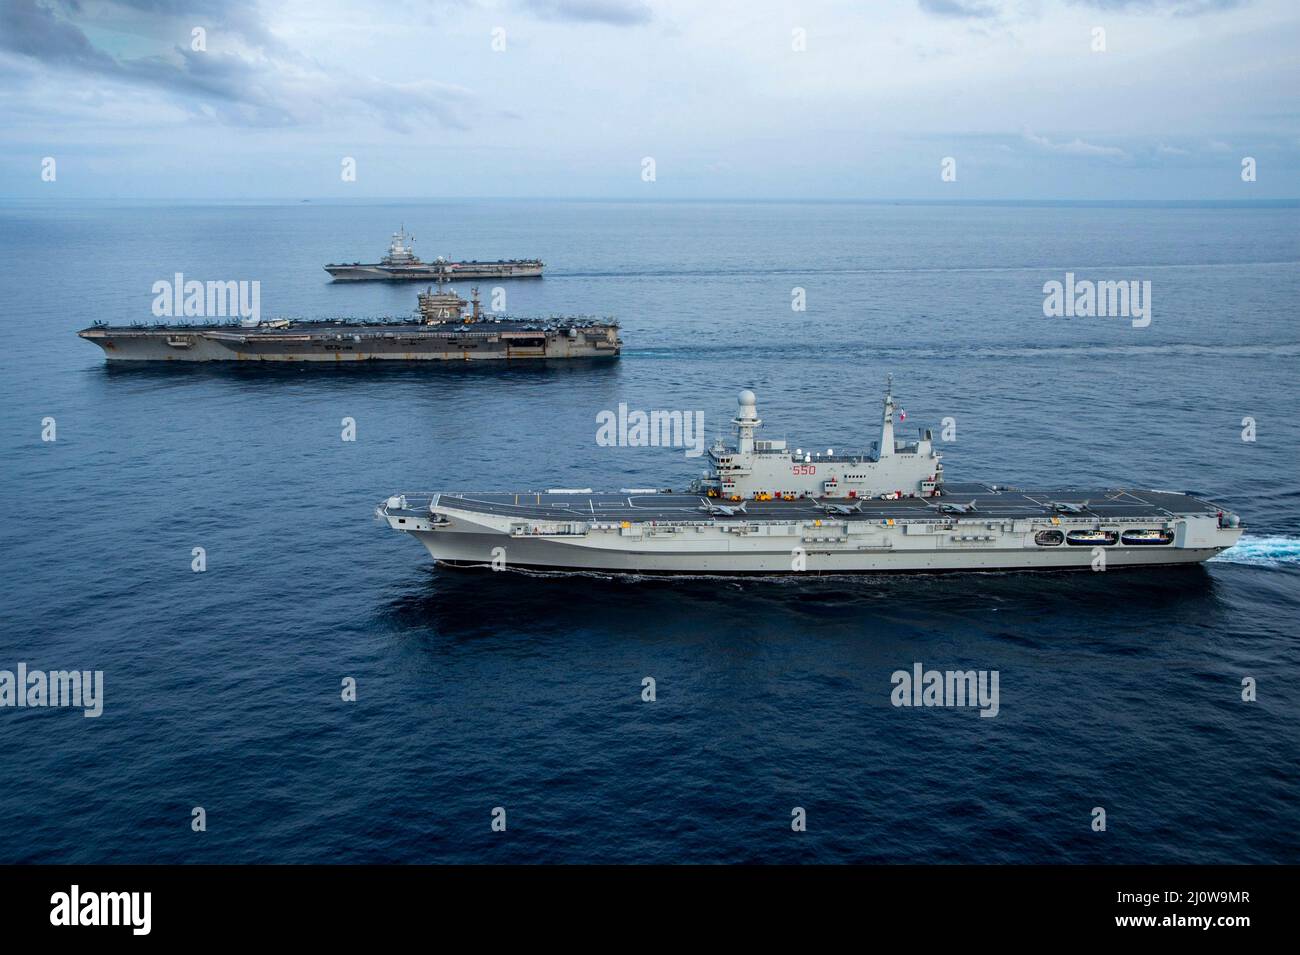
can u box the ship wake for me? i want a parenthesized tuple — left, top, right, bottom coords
(1211, 535, 1300, 567)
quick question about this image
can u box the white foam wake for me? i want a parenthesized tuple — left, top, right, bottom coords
(1211, 536, 1300, 566)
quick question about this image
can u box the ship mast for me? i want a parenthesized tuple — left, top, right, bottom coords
(733, 390, 761, 454)
(878, 375, 896, 459)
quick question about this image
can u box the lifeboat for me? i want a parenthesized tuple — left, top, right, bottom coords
(1034, 529, 1064, 546)
(1066, 529, 1118, 546)
(1121, 528, 1175, 546)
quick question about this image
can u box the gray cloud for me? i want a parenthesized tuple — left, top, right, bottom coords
(916, 0, 1246, 15)
(520, 0, 653, 26)
(1066, 0, 1247, 12)
(916, 0, 1001, 17)
(0, 0, 477, 130)
(0, 0, 119, 69)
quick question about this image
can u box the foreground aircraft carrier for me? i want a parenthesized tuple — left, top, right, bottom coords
(78, 282, 619, 363)
(379, 381, 1244, 575)
(325, 227, 543, 281)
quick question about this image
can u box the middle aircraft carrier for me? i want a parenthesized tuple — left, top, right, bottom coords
(78, 281, 620, 362)
(379, 381, 1245, 574)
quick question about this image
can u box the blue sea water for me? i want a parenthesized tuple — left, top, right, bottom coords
(0, 198, 1297, 864)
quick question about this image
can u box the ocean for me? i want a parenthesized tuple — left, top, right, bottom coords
(0, 198, 1297, 863)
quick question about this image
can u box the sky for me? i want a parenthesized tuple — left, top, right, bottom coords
(1, 0, 1297, 199)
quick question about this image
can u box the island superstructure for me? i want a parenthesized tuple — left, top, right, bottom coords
(78, 281, 619, 362)
(325, 227, 543, 281)
(379, 381, 1244, 574)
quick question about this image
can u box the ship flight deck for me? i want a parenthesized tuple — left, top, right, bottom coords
(393, 484, 1224, 524)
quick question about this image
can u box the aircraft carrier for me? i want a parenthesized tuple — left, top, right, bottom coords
(324, 227, 543, 281)
(78, 282, 620, 362)
(379, 381, 1244, 574)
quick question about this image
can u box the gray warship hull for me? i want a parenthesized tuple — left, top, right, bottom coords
(379, 485, 1243, 575)
(78, 320, 619, 362)
(324, 261, 543, 282)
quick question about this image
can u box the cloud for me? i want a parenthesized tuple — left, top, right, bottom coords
(0, 0, 478, 130)
(916, 0, 1001, 16)
(0, 0, 120, 69)
(918, 0, 1246, 17)
(1066, 0, 1247, 14)
(520, 0, 653, 25)
(1023, 129, 1128, 158)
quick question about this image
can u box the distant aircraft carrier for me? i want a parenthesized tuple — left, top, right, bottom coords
(324, 227, 543, 281)
(379, 381, 1244, 574)
(78, 282, 619, 362)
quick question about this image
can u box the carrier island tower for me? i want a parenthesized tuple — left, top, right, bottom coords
(380, 381, 1244, 575)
